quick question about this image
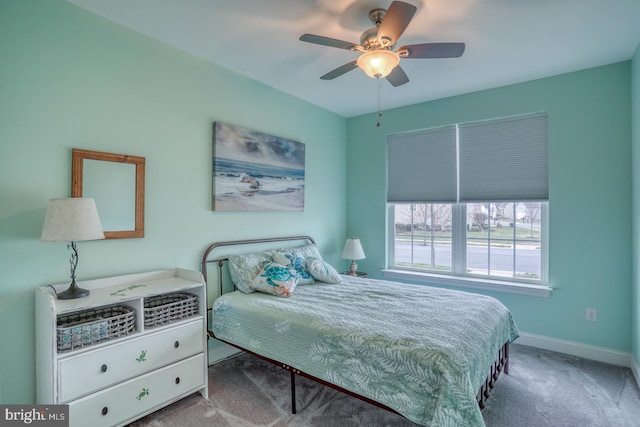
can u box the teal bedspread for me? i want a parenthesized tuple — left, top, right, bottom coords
(212, 276, 519, 426)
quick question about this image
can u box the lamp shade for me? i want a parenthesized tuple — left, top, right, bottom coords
(341, 238, 365, 260)
(41, 198, 105, 242)
(357, 49, 400, 79)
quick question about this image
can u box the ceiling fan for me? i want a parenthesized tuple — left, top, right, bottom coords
(299, 1, 465, 87)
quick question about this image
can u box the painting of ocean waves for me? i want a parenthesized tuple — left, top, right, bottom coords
(213, 122, 305, 212)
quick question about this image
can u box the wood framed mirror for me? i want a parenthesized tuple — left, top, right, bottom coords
(71, 148, 145, 239)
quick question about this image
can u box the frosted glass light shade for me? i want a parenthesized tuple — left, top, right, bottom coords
(341, 238, 366, 260)
(41, 198, 105, 242)
(357, 50, 400, 78)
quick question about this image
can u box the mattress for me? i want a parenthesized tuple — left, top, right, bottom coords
(212, 275, 519, 426)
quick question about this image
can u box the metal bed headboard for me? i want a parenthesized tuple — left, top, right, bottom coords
(200, 235, 316, 299)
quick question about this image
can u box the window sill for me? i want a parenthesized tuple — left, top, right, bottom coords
(382, 269, 552, 298)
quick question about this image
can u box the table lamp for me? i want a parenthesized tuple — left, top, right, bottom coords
(41, 198, 105, 299)
(341, 238, 365, 276)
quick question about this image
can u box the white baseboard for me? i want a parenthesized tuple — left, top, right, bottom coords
(516, 332, 631, 368)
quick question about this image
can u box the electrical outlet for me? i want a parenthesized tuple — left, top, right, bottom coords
(585, 308, 597, 322)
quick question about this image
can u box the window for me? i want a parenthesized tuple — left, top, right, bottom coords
(386, 113, 549, 289)
(391, 202, 546, 283)
(393, 203, 453, 272)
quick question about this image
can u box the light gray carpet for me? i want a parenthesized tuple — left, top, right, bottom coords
(130, 344, 640, 426)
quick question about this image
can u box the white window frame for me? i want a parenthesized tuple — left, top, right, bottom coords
(385, 202, 551, 297)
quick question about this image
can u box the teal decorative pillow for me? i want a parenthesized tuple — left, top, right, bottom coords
(272, 251, 315, 285)
(228, 251, 273, 294)
(250, 261, 299, 297)
(306, 257, 342, 284)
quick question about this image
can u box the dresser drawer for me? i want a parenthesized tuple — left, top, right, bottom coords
(59, 319, 203, 402)
(68, 353, 205, 427)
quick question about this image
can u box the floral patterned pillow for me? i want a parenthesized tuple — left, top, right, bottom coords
(228, 251, 274, 294)
(306, 257, 342, 284)
(272, 251, 315, 285)
(250, 261, 299, 297)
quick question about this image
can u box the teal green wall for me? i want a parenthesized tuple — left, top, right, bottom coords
(347, 62, 632, 352)
(632, 45, 640, 367)
(1, 0, 636, 407)
(0, 0, 347, 403)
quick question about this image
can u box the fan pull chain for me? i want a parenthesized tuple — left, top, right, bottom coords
(376, 77, 382, 127)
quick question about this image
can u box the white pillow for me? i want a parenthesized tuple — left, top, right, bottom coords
(272, 243, 322, 260)
(306, 257, 342, 284)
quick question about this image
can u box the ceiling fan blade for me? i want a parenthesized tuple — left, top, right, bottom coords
(320, 61, 358, 80)
(397, 43, 466, 58)
(377, 1, 417, 46)
(300, 34, 361, 51)
(386, 65, 409, 87)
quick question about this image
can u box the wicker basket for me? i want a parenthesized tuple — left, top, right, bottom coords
(57, 305, 135, 353)
(144, 293, 198, 328)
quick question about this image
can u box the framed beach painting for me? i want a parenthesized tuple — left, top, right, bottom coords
(212, 122, 305, 212)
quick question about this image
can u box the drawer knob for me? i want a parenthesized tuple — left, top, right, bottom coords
(174, 341, 180, 348)
(175, 377, 180, 384)
(100, 364, 108, 373)
(101, 407, 108, 416)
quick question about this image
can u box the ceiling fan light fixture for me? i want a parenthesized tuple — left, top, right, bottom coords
(357, 49, 400, 79)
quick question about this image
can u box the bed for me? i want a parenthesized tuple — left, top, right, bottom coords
(202, 236, 519, 427)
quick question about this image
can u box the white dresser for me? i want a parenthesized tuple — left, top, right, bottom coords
(35, 269, 208, 427)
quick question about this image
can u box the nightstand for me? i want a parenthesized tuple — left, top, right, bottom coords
(342, 271, 368, 278)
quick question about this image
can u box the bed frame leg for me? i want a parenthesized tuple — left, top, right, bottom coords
(504, 342, 510, 375)
(290, 369, 297, 414)
(477, 341, 511, 410)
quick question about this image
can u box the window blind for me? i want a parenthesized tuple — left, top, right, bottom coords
(458, 112, 548, 201)
(386, 112, 548, 203)
(386, 125, 457, 203)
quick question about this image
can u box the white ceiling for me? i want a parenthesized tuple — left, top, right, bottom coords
(66, 0, 640, 118)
